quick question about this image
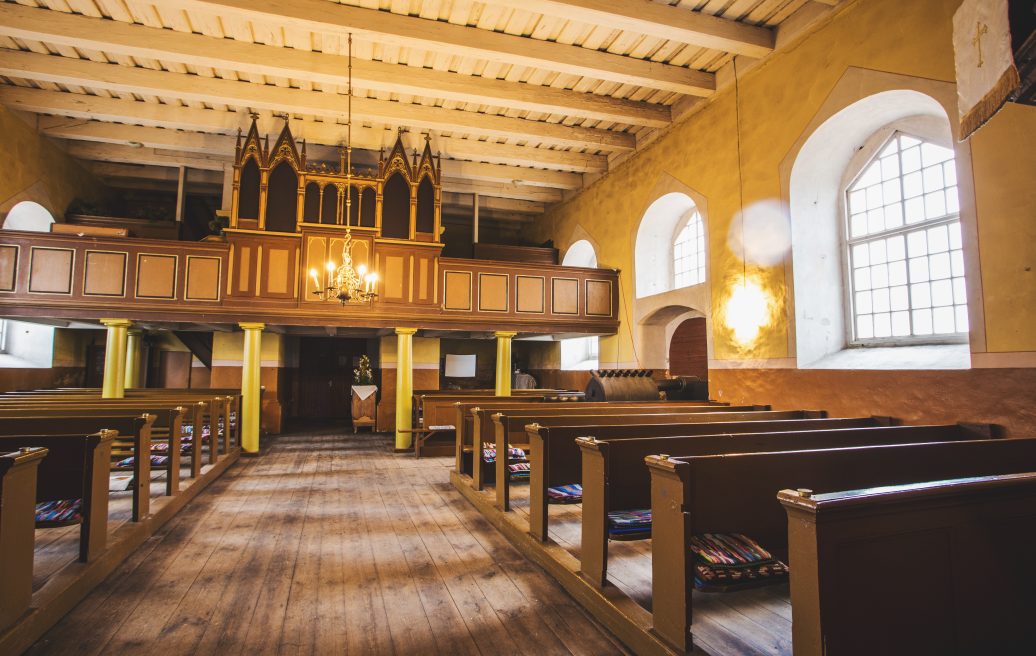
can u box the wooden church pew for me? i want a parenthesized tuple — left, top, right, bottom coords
(645, 434, 1036, 654)
(465, 402, 745, 490)
(0, 446, 47, 633)
(486, 407, 794, 502)
(0, 400, 208, 477)
(524, 416, 894, 540)
(407, 393, 554, 457)
(778, 472, 1036, 656)
(579, 423, 997, 592)
(0, 415, 156, 520)
(0, 431, 116, 563)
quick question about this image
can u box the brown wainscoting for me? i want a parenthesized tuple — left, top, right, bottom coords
(710, 367, 1036, 436)
(0, 367, 84, 392)
(527, 369, 592, 393)
(209, 365, 285, 434)
(376, 367, 439, 433)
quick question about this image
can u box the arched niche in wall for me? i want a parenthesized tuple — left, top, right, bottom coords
(635, 192, 703, 298)
(303, 182, 320, 222)
(382, 173, 411, 239)
(321, 184, 338, 225)
(784, 69, 982, 369)
(416, 176, 435, 235)
(265, 162, 298, 232)
(347, 186, 360, 226)
(238, 157, 261, 220)
(360, 187, 376, 228)
(2, 201, 55, 232)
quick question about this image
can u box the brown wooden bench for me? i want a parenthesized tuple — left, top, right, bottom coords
(524, 416, 896, 540)
(0, 415, 155, 521)
(406, 394, 554, 458)
(0, 446, 47, 632)
(0, 431, 116, 563)
(485, 406, 782, 502)
(463, 402, 743, 490)
(644, 434, 1036, 653)
(0, 402, 197, 482)
(778, 472, 1036, 656)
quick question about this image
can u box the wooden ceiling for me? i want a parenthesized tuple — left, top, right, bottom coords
(0, 0, 830, 220)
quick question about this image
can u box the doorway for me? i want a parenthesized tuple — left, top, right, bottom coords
(294, 337, 370, 423)
(668, 317, 708, 380)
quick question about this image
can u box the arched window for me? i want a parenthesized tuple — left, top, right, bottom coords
(3, 201, 55, 232)
(844, 132, 966, 342)
(635, 192, 705, 298)
(673, 210, 705, 288)
(560, 240, 599, 370)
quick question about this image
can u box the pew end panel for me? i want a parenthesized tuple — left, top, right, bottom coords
(779, 473, 1036, 656)
(576, 436, 610, 590)
(645, 454, 695, 654)
(0, 447, 47, 632)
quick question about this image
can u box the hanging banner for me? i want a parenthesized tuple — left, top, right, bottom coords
(953, 0, 1021, 139)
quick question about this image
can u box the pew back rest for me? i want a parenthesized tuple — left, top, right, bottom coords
(593, 424, 996, 513)
(0, 431, 116, 502)
(0, 415, 153, 459)
(658, 435, 1036, 552)
(533, 417, 890, 487)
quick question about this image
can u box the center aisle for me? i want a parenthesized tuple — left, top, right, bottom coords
(25, 430, 627, 656)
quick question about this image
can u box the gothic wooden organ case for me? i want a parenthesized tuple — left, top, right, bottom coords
(226, 118, 443, 310)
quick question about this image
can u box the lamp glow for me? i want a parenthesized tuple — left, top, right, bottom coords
(724, 280, 770, 345)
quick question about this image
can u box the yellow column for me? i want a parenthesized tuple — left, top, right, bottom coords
(124, 328, 143, 390)
(394, 327, 417, 451)
(100, 319, 132, 399)
(239, 322, 264, 454)
(494, 331, 517, 396)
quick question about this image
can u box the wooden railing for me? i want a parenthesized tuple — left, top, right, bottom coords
(0, 229, 619, 333)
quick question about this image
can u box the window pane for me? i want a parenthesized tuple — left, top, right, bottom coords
(855, 162, 882, 188)
(929, 252, 951, 280)
(905, 196, 926, 223)
(850, 213, 867, 238)
(890, 284, 909, 310)
(932, 306, 955, 334)
(869, 240, 887, 264)
(891, 311, 911, 336)
(888, 260, 908, 286)
(931, 279, 954, 306)
(854, 267, 871, 291)
(944, 160, 957, 186)
(921, 142, 953, 167)
(881, 155, 900, 181)
(871, 264, 889, 289)
(924, 191, 947, 219)
(953, 277, 967, 304)
(946, 187, 960, 214)
(948, 221, 962, 249)
(857, 314, 874, 339)
(903, 171, 923, 198)
(907, 230, 928, 256)
(880, 138, 900, 158)
(922, 165, 944, 193)
(866, 184, 883, 208)
(867, 208, 885, 234)
(955, 306, 970, 332)
(901, 145, 921, 173)
(855, 290, 872, 314)
(886, 235, 906, 261)
(927, 224, 949, 253)
(853, 243, 870, 267)
(873, 312, 892, 338)
(913, 308, 933, 335)
(872, 287, 890, 313)
(911, 282, 932, 308)
(884, 201, 904, 228)
(950, 250, 965, 277)
(882, 178, 902, 203)
(909, 256, 930, 282)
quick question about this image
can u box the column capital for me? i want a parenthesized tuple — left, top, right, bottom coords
(394, 327, 418, 336)
(127, 328, 144, 336)
(239, 322, 266, 331)
(100, 318, 133, 328)
(493, 331, 518, 339)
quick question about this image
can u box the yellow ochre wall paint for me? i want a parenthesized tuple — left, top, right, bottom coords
(533, 0, 1036, 364)
(0, 106, 108, 220)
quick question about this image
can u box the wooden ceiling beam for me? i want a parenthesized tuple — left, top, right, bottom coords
(0, 86, 609, 173)
(89, 162, 223, 185)
(0, 49, 634, 152)
(0, 3, 670, 128)
(440, 193, 544, 215)
(36, 118, 582, 190)
(170, 0, 715, 96)
(475, 1, 774, 58)
(439, 178, 563, 203)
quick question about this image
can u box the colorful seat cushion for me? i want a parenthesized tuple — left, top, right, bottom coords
(690, 533, 789, 591)
(151, 442, 170, 453)
(547, 483, 583, 503)
(607, 509, 652, 539)
(35, 498, 83, 527)
(481, 443, 526, 463)
(507, 462, 531, 479)
(116, 454, 170, 468)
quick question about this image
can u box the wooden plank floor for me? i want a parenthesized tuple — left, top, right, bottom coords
(504, 481, 792, 656)
(24, 430, 628, 656)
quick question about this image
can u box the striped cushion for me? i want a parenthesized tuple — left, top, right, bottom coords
(607, 509, 652, 537)
(507, 462, 531, 479)
(116, 454, 170, 468)
(547, 483, 582, 503)
(482, 443, 526, 463)
(35, 498, 83, 526)
(690, 533, 788, 591)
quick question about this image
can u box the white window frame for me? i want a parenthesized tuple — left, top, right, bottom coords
(843, 131, 968, 347)
(672, 210, 706, 290)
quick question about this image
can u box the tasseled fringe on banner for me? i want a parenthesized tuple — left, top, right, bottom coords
(960, 65, 1022, 140)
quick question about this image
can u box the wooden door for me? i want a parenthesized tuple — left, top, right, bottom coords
(84, 344, 106, 388)
(668, 317, 708, 380)
(296, 338, 367, 420)
(154, 351, 192, 388)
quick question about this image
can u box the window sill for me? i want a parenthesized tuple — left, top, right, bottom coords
(805, 343, 970, 370)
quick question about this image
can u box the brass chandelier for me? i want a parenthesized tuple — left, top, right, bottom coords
(310, 32, 378, 305)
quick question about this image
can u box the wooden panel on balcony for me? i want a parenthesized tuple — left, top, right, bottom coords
(136, 254, 178, 300)
(516, 275, 544, 314)
(478, 273, 509, 312)
(83, 251, 127, 297)
(551, 277, 579, 315)
(443, 270, 472, 311)
(185, 256, 221, 302)
(28, 247, 74, 295)
(0, 245, 17, 292)
(586, 279, 613, 317)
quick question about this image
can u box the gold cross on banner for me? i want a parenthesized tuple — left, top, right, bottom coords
(973, 21, 989, 67)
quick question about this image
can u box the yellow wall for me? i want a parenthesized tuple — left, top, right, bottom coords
(535, 0, 1036, 362)
(0, 106, 108, 220)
